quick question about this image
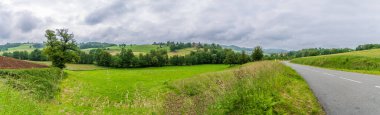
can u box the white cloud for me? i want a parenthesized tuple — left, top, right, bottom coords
(1, 0, 380, 50)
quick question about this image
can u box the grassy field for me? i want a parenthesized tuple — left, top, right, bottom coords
(0, 61, 323, 114)
(168, 48, 196, 56)
(291, 49, 380, 74)
(0, 64, 229, 114)
(82, 44, 170, 55)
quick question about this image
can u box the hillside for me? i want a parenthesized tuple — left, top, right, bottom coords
(221, 45, 288, 54)
(291, 49, 380, 73)
(0, 43, 42, 54)
(0, 56, 48, 69)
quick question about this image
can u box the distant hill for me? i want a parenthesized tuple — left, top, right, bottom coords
(221, 45, 288, 54)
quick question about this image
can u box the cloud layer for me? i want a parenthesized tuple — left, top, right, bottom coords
(1, 0, 380, 50)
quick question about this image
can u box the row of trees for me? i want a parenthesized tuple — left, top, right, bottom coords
(2, 49, 48, 61)
(265, 48, 353, 60)
(73, 46, 264, 68)
(356, 44, 380, 51)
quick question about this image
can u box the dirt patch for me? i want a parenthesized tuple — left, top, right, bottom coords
(0, 56, 48, 69)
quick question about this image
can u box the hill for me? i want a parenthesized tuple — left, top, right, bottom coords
(0, 56, 48, 69)
(221, 45, 288, 54)
(291, 49, 380, 74)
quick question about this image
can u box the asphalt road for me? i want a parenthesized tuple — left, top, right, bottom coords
(284, 62, 380, 115)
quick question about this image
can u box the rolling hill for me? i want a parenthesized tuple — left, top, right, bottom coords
(221, 45, 288, 54)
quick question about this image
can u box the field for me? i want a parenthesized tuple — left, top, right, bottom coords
(168, 48, 197, 56)
(0, 61, 323, 114)
(82, 44, 170, 55)
(0, 56, 48, 69)
(291, 49, 380, 74)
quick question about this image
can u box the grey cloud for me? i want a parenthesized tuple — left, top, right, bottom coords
(16, 12, 41, 32)
(0, 8, 11, 39)
(2, 0, 380, 50)
(85, 0, 131, 25)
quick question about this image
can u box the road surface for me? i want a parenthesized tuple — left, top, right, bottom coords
(284, 62, 380, 115)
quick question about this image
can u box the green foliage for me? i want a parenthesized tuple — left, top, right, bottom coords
(165, 61, 324, 114)
(119, 48, 135, 67)
(356, 44, 380, 51)
(0, 68, 65, 100)
(224, 50, 237, 65)
(43, 29, 79, 69)
(252, 46, 264, 61)
(29, 49, 47, 61)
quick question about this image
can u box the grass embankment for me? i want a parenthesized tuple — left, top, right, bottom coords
(291, 49, 380, 74)
(165, 61, 324, 114)
(0, 68, 64, 114)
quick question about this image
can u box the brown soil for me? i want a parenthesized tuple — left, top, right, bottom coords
(0, 56, 48, 69)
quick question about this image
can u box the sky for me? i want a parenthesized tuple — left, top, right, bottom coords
(0, 0, 380, 50)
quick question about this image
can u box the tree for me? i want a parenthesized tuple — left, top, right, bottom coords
(43, 29, 79, 69)
(119, 48, 134, 68)
(97, 50, 112, 66)
(252, 46, 264, 61)
(223, 51, 236, 66)
(238, 50, 250, 64)
(30, 49, 47, 61)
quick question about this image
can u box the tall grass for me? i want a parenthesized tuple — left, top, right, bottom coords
(0, 68, 65, 100)
(164, 61, 324, 114)
(0, 83, 43, 114)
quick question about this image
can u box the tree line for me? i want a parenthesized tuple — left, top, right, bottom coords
(74, 46, 263, 68)
(356, 44, 380, 51)
(265, 48, 353, 60)
(2, 49, 48, 61)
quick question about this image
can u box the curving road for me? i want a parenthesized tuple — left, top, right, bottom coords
(284, 62, 380, 115)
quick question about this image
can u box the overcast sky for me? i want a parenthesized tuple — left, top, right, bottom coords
(0, 0, 380, 50)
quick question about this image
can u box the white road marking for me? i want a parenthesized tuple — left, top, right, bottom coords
(339, 77, 362, 83)
(375, 86, 380, 89)
(324, 73, 335, 76)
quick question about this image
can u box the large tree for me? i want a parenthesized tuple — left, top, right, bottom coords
(119, 48, 135, 68)
(43, 29, 79, 69)
(252, 46, 264, 61)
